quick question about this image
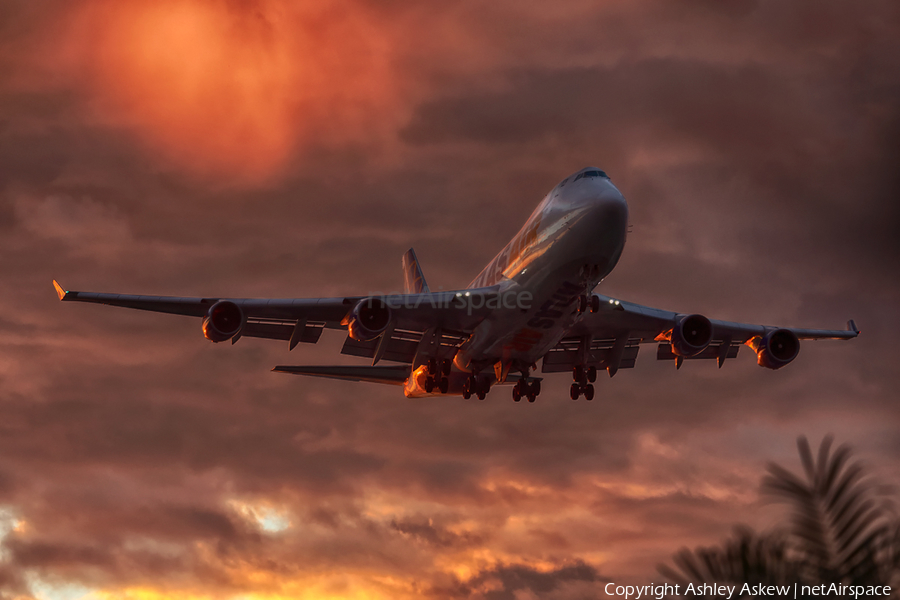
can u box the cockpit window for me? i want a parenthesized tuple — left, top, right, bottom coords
(574, 170, 609, 181)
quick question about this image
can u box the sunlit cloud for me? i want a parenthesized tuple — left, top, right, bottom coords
(47, 0, 397, 184)
(228, 500, 292, 533)
(0, 506, 23, 557)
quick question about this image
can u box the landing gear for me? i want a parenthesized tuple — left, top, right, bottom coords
(425, 357, 451, 394)
(464, 374, 490, 400)
(512, 378, 540, 403)
(577, 295, 589, 313)
(576, 294, 601, 314)
(570, 365, 596, 400)
(569, 383, 595, 400)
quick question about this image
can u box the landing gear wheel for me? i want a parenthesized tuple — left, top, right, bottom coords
(590, 295, 601, 312)
(573, 365, 585, 383)
(470, 375, 488, 400)
(424, 376, 435, 393)
(570, 383, 580, 400)
(584, 384, 595, 401)
(427, 358, 437, 374)
(587, 366, 597, 383)
(527, 391, 536, 402)
(577, 295, 588, 313)
(462, 389, 471, 399)
(512, 387, 521, 402)
(438, 377, 449, 394)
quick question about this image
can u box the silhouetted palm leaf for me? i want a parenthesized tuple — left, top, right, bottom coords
(658, 526, 798, 596)
(660, 435, 899, 593)
(762, 435, 894, 585)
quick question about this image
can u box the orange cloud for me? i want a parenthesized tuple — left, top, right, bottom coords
(58, 0, 395, 184)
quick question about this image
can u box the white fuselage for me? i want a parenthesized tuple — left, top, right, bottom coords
(405, 167, 628, 397)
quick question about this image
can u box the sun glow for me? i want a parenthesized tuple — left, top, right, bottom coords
(57, 0, 395, 183)
(87, 579, 397, 600)
(228, 499, 292, 533)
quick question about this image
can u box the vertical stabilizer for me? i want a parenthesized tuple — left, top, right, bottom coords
(402, 248, 430, 294)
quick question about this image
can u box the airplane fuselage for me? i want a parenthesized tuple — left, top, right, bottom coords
(406, 167, 628, 396)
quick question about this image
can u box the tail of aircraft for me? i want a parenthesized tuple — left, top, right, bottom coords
(402, 248, 430, 294)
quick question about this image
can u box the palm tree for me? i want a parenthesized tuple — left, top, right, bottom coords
(659, 436, 900, 596)
(658, 526, 799, 591)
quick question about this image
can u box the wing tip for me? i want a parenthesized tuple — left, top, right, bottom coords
(847, 319, 860, 335)
(52, 279, 67, 301)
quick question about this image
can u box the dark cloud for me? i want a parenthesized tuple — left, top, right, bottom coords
(391, 517, 484, 548)
(0, 471, 13, 498)
(429, 561, 605, 600)
(402, 57, 900, 274)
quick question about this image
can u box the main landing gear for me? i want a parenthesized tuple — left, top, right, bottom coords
(512, 378, 541, 403)
(570, 364, 597, 400)
(462, 373, 490, 400)
(423, 358, 452, 394)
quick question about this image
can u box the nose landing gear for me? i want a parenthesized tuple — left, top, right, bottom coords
(575, 294, 602, 314)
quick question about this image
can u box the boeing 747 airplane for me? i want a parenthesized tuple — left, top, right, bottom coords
(53, 167, 858, 402)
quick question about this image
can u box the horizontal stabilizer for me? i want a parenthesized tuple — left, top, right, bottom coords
(271, 364, 409, 385)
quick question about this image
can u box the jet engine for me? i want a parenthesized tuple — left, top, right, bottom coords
(752, 328, 800, 370)
(202, 300, 243, 343)
(347, 297, 392, 342)
(670, 314, 713, 357)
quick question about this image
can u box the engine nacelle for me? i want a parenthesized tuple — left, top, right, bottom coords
(753, 328, 800, 370)
(671, 314, 713, 357)
(202, 300, 243, 343)
(347, 297, 392, 342)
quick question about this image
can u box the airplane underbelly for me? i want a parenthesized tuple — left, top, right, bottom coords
(455, 264, 590, 371)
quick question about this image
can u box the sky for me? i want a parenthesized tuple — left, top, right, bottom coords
(1, 0, 899, 598)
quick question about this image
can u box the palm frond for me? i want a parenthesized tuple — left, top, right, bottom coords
(659, 527, 796, 593)
(661, 434, 899, 593)
(762, 435, 893, 584)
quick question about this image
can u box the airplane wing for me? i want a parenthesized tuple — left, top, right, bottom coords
(52, 280, 498, 363)
(547, 292, 858, 375)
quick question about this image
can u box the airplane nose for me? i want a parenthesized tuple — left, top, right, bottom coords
(597, 187, 628, 225)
